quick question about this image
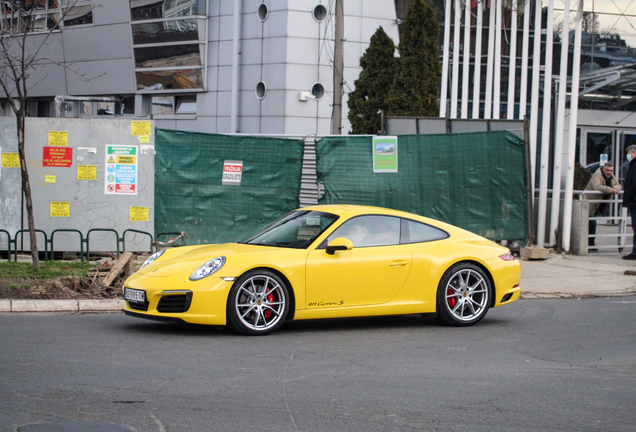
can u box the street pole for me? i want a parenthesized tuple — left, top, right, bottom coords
(331, 0, 344, 135)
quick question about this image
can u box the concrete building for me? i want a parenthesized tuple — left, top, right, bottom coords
(0, 0, 399, 135)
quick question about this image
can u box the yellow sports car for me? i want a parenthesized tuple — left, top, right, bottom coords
(123, 205, 521, 335)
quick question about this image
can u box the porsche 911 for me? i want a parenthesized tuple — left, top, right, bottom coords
(123, 205, 521, 335)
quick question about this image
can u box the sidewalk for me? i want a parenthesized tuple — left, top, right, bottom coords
(520, 252, 636, 299)
(2, 252, 636, 313)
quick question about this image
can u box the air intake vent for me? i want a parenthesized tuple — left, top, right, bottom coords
(157, 292, 193, 313)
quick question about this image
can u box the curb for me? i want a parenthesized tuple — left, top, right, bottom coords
(0, 299, 125, 312)
(521, 290, 636, 300)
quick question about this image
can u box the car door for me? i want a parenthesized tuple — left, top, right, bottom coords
(305, 215, 412, 308)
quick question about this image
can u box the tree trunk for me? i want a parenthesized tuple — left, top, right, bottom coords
(17, 114, 40, 270)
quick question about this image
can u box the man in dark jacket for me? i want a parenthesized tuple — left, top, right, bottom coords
(622, 145, 636, 259)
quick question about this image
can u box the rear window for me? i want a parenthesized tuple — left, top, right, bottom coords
(400, 219, 448, 244)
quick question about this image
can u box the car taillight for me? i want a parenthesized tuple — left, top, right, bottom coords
(499, 251, 515, 261)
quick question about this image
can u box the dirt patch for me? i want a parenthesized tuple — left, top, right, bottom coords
(0, 275, 124, 300)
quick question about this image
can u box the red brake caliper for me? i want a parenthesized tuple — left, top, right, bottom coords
(447, 287, 456, 308)
(264, 288, 274, 320)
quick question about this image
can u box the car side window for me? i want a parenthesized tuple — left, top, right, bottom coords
(327, 215, 401, 247)
(400, 218, 449, 244)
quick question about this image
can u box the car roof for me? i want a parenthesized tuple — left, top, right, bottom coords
(299, 204, 403, 216)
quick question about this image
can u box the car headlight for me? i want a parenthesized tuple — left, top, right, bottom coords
(189, 257, 226, 281)
(140, 250, 165, 270)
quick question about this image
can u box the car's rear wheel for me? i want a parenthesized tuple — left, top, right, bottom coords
(226, 270, 289, 335)
(436, 262, 491, 326)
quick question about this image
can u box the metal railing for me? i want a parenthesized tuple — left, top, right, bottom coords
(0, 228, 164, 262)
(533, 189, 631, 253)
(576, 190, 631, 252)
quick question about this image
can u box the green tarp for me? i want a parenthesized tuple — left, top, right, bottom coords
(155, 129, 304, 245)
(316, 131, 528, 241)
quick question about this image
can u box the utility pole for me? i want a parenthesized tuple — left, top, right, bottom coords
(331, 0, 344, 135)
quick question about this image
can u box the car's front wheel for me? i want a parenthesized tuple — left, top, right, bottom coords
(226, 270, 290, 335)
(436, 262, 491, 326)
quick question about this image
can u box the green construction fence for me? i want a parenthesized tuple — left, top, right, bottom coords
(316, 131, 528, 241)
(155, 129, 305, 245)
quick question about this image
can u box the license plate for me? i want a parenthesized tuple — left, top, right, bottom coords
(125, 288, 145, 303)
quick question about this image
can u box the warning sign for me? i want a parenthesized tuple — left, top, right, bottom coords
(43, 147, 73, 167)
(50, 202, 70, 217)
(45, 175, 56, 183)
(132, 121, 151, 136)
(2, 152, 20, 168)
(48, 131, 68, 146)
(130, 206, 149, 222)
(222, 160, 243, 185)
(117, 155, 135, 164)
(105, 145, 138, 195)
(77, 165, 97, 180)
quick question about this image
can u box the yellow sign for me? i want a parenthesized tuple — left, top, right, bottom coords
(48, 131, 68, 146)
(132, 121, 151, 136)
(138, 135, 150, 143)
(2, 153, 20, 168)
(45, 175, 56, 183)
(108, 156, 115, 163)
(77, 165, 97, 180)
(117, 155, 135, 164)
(130, 206, 149, 222)
(50, 202, 70, 217)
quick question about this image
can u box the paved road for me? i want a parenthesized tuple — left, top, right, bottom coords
(1, 299, 635, 432)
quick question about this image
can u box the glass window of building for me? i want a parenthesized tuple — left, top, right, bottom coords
(129, 0, 207, 92)
(0, 1, 93, 33)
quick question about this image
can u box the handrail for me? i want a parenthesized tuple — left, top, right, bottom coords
(0, 229, 14, 260)
(85, 228, 120, 260)
(121, 229, 153, 254)
(0, 227, 168, 261)
(49, 229, 84, 262)
(12, 229, 49, 261)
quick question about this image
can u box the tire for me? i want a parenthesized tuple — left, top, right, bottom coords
(226, 270, 290, 336)
(436, 262, 491, 326)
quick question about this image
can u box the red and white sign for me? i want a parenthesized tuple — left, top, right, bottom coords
(116, 184, 136, 194)
(43, 147, 73, 167)
(222, 160, 243, 185)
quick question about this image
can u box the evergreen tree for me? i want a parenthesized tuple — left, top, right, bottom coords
(347, 26, 397, 134)
(387, 0, 441, 117)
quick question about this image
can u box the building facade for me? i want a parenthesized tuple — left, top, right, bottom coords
(0, 0, 400, 135)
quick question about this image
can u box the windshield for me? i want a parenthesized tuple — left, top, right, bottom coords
(241, 210, 339, 249)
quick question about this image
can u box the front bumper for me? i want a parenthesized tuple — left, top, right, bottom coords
(122, 273, 233, 325)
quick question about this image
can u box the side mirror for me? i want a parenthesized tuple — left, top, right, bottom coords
(325, 237, 354, 255)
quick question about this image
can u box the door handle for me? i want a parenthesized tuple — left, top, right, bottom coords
(389, 260, 409, 267)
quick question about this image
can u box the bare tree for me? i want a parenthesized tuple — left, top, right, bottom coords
(0, 1, 92, 269)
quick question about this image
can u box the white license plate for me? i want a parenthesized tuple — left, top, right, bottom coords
(125, 288, 145, 303)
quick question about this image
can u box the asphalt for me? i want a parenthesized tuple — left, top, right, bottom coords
(1, 252, 636, 312)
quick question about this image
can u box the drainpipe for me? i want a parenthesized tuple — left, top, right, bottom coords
(450, 0, 461, 118)
(549, 0, 571, 247)
(492, 0, 502, 119)
(562, 0, 584, 252)
(460, 0, 470, 119)
(529, 0, 543, 196)
(439, 0, 451, 117)
(506, 1, 517, 120)
(537, 0, 555, 247)
(472, 2, 483, 119)
(484, 0, 496, 119)
(518, 0, 530, 119)
(230, 0, 242, 133)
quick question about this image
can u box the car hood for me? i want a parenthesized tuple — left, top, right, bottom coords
(138, 243, 280, 277)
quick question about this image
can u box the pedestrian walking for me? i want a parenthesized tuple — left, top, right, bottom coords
(622, 145, 636, 259)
